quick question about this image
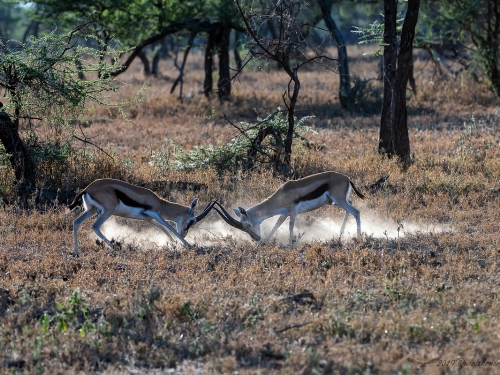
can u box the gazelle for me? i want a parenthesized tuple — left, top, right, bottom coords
(67, 178, 215, 252)
(213, 171, 364, 243)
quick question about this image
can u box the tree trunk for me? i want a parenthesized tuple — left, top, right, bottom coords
(0, 105, 34, 184)
(152, 37, 170, 77)
(317, 0, 350, 109)
(490, 61, 500, 99)
(379, 0, 398, 155)
(392, 0, 420, 167)
(283, 69, 300, 167)
(204, 27, 216, 97)
(408, 44, 417, 94)
(138, 50, 151, 76)
(171, 32, 197, 101)
(234, 30, 243, 71)
(216, 24, 231, 101)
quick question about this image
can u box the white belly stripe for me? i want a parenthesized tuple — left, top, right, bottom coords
(296, 193, 330, 214)
(113, 201, 147, 219)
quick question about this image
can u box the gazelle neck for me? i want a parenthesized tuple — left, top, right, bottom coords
(159, 199, 187, 219)
(247, 197, 281, 222)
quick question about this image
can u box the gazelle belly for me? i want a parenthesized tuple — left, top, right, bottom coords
(113, 201, 148, 219)
(295, 193, 330, 214)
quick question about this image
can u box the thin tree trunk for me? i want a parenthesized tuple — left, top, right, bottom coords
(392, 0, 420, 167)
(379, 0, 398, 155)
(234, 30, 243, 71)
(283, 69, 300, 167)
(217, 24, 231, 101)
(408, 44, 417, 94)
(317, 0, 350, 108)
(138, 50, 151, 76)
(204, 27, 216, 97)
(152, 37, 170, 77)
(171, 32, 197, 101)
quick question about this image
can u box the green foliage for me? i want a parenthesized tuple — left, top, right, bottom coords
(0, 26, 129, 124)
(179, 301, 202, 322)
(352, 16, 405, 56)
(166, 110, 315, 174)
(0, 22, 143, 185)
(343, 76, 383, 113)
(39, 291, 101, 338)
(420, 0, 500, 97)
(0, 143, 10, 167)
(25, 0, 237, 53)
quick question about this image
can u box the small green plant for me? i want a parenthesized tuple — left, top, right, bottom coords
(467, 309, 486, 332)
(206, 106, 216, 120)
(39, 291, 96, 337)
(385, 278, 404, 300)
(325, 317, 354, 338)
(435, 283, 452, 293)
(179, 301, 201, 322)
(245, 311, 264, 328)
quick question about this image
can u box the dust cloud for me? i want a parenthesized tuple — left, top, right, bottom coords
(100, 208, 449, 249)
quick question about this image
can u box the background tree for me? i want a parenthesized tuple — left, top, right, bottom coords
(378, 0, 420, 168)
(316, 0, 350, 109)
(202, 0, 243, 100)
(25, 0, 208, 77)
(234, 0, 339, 172)
(0, 1, 25, 40)
(0, 23, 131, 186)
(422, 0, 500, 98)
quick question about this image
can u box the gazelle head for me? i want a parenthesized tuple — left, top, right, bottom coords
(178, 199, 217, 238)
(213, 202, 262, 241)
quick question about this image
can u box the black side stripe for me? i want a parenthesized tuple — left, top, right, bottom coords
(115, 189, 152, 211)
(294, 183, 329, 204)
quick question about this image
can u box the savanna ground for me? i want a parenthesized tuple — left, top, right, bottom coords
(1, 45, 500, 374)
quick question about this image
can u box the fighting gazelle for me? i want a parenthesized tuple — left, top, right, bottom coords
(213, 171, 365, 243)
(68, 179, 215, 252)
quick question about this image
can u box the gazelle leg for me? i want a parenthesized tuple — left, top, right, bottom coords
(339, 211, 350, 240)
(90, 210, 115, 249)
(335, 200, 361, 238)
(144, 211, 192, 248)
(143, 216, 175, 242)
(289, 214, 297, 244)
(266, 215, 287, 241)
(73, 207, 97, 252)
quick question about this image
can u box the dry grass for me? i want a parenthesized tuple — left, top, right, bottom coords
(1, 47, 500, 374)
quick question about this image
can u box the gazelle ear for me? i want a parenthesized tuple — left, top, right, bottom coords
(234, 207, 247, 218)
(188, 198, 198, 214)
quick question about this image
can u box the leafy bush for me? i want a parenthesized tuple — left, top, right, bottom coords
(343, 76, 383, 114)
(160, 110, 315, 175)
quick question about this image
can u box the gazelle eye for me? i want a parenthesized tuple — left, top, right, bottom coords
(186, 218, 196, 230)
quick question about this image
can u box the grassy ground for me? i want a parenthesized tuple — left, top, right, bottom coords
(1, 47, 500, 374)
